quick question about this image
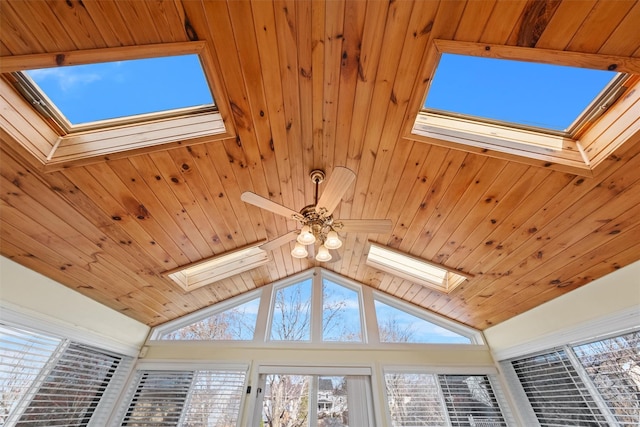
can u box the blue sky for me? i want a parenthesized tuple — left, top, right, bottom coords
(26, 54, 213, 125)
(425, 53, 616, 131)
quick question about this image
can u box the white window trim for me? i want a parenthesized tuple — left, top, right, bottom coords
(491, 305, 639, 361)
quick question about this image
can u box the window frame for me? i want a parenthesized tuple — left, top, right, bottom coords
(407, 40, 640, 177)
(0, 41, 234, 171)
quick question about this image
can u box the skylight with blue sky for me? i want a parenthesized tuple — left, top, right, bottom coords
(424, 54, 617, 132)
(25, 54, 213, 126)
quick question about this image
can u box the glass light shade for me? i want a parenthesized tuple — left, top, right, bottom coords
(315, 245, 332, 262)
(291, 242, 309, 258)
(323, 230, 342, 249)
(297, 225, 316, 245)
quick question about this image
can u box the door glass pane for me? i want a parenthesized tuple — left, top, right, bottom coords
(262, 375, 311, 427)
(260, 374, 371, 427)
(318, 376, 349, 426)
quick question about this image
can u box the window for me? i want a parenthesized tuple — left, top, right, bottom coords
(0, 323, 130, 426)
(409, 40, 640, 175)
(151, 268, 483, 345)
(120, 368, 247, 426)
(384, 372, 508, 426)
(159, 296, 260, 341)
(20, 54, 214, 131)
(270, 279, 313, 341)
(322, 279, 363, 342)
(374, 298, 473, 344)
(164, 243, 269, 293)
(1, 42, 232, 169)
(573, 332, 640, 425)
(506, 330, 640, 426)
(424, 53, 619, 133)
(366, 243, 469, 294)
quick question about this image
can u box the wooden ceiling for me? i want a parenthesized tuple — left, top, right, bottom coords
(1, 0, 639, 330)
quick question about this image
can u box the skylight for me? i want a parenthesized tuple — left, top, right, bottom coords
(165, 243, 269, 292)
(22, 54, 214, 128)
(424, 53, 618, 132)
(366, 243, 469, 293)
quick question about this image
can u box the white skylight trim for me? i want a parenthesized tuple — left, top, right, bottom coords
(366, 242, 469, 294)
(164, 241, 268, 292)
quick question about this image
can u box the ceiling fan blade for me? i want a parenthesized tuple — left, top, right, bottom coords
(259, 230, 298, 252)
(338, 219, 393, 234)
(315, 167, 356, 214)
(241, 192, 300, 220)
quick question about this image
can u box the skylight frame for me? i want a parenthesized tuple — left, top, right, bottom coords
(163, 241, 268, 293)
(366, 242, 471, 294)
(0, 41, 235, 171)
(407, 40, 640, 176)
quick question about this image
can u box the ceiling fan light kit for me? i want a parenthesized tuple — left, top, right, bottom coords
(241, 167, 392, 263)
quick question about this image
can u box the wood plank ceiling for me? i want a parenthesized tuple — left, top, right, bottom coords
(1, 0, 639, 330)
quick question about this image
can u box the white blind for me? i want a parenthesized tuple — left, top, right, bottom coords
(572, 331, 640, 426)
(385, 373, 446, 426)
(511, 349, 608, 426)
(384, 373, 507, 427)
(0, 324, 61, 425)
(438, 375, 507, 426)
(16, 342, 125, 426)
(0, 323, 129, 427)
(121, 369, 246, 426)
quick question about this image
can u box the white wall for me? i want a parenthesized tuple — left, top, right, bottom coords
(484, 260, 640, 360)
(0, 256, 149, 356)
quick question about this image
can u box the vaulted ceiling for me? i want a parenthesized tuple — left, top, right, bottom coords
(1, 0, 639, 330)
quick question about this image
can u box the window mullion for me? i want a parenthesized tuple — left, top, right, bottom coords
(311, 270, 323, 342)
(565, 344, 620, 426)
(5, 339, 70, 425)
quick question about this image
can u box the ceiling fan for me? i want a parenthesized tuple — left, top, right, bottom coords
(241, 167, 393, 262)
